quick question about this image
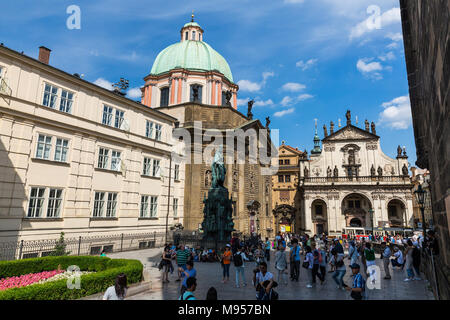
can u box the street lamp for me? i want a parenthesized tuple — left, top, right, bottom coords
(368, 208, 374, 240)
(414, 184, 427, 245)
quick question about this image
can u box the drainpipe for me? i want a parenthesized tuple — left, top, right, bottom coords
(165, 155, 173, 244)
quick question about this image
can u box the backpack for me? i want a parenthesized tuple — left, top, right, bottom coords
(365, 248, 375, 261)
(180, 293, 195, 300)
(233, 252, 243, 267)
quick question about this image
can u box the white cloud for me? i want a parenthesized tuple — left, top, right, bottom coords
(378, 51, 395, 61)
(237, 71, 274, 92)
(237, 98, 250, 107)
(284, 0, 304, 4)
(280, 96, 293, 107)
(297, 94, 314, 101)
(274, 108, 295, 117)
(127, 87, 142, 99)
(386, 42, 398, 49)
(94, 78, 113, 90)
(356, 58, 383, 80)
(254, 99, 274, 107)
(296, 58, 318, 71)
(282, 82, 306, 92)
(237, 80, 261, 92)
(379, 95, 412, 129)
(350, 7, 401, 40)
(385, 32, 403, 42)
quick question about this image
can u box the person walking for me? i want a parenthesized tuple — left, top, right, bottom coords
(304, 246, 314, 288)
(234, 246, 249, 288)
(312, 243, 325, 285)
(265, 237, 271, 262)
(403, 240, 415, 282)
(103, 273, 127, 300)
(346, 263, 365, 300)
(179, 277, 197, 300)
(180, 260, 197, 295)
(221, 245, 232, 283)
(318, 244, 327, 282)
(176, 245, 191, 282)
(348, 241, 359, 265)
(359, 241, 367, 275)
(254, 244, 265, 268)
(364, 242, 376, 278)
(412, 243, 422, 280)
(331, 248, 347, 290)
(290, 238, 301, 282)
(161, 246, 173, 283)
(381, 242, 392, 279)
(275, 245, 288, 285)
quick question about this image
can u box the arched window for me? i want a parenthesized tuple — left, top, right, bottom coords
(192, 31, 196, 40)
(160, 87, 169, 107)
(221, 91, 227, 106)
(190, 84, 202, 103)
(185, 32, 188, 40)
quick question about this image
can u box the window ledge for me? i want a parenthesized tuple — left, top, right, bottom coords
(138, 217, 159, 220)
(141, 175, 161, 180)
(23, 217, 64, 222)
(174, 179, 181, 183)
(31, 158, 70, 166)
(90, 217, 118, 221)
(95, 167, 122, 175)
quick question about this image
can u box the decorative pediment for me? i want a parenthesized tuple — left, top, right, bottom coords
(323, 125, 379, 142)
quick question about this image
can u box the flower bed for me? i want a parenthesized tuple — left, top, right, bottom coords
(0, 256, 143, 300)
(0, 270, 65, 290)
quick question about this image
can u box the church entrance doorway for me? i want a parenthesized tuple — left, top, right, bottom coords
(349, 218, 362, 227)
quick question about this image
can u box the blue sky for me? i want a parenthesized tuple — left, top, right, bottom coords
(0, 0, 417, 166)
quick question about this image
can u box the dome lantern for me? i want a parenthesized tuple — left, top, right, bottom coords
(180, 11, 204, 41)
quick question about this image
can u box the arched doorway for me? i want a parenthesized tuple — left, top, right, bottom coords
(273, 204, 296, 234)
(341, 193, 372, 228)
(311, 199, 328, 235)
(387, 199, 406, 227)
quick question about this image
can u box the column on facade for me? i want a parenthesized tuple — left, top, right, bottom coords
(177, 78, 182, 104)
(233, 90, 237, 110)
(304, 197, 313, 234)
(211, 80, 216, 105)
(217, 82, 222, 106)
(170, 78, 176, 105)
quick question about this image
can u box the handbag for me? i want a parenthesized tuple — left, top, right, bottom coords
(302, 261, 309, 269)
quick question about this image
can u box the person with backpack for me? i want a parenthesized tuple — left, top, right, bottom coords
(290, 238, 301, 282)
(312, 243, 325, 285)
(275, 245, 288, 285)
(178, 277, 197, 300)
(234, 246, 249, 288)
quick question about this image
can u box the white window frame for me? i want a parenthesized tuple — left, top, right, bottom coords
(36, 134, 52, 160)
(114, 109, 125, 129)
(173, 198, 178, 217)
(174, 164, 180, 181)
(154, 123, 162, 141)
(54, 138, 69, 162)
(143, 157, 152, 176)
(59, 89, 74, 113)
(146, 120, 154, 138)
(152, 159, 160, 177)
(42, 83, 74, 114)
(106, 193, 118, 217)
(140, 195, 149, 217)
(150, 196, 158, 217)
(98, 148, 110, 169)
(93, 191, 106, 217)
(47, 188, 63, 217)
(111, 150, 121, 171)
(27, 187, 46, 217)
(42, 83, 58, 108)
(102, 105, 113, 126)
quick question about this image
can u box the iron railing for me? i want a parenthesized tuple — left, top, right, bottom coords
(0, 231, 170, 261)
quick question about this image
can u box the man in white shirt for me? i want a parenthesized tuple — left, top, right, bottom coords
(253, 262, 274, 300)
(381, 242, 392, 279)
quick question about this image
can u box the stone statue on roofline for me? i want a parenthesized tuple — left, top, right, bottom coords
(247, 99, 254, 119)
(225, 90, 232, 107)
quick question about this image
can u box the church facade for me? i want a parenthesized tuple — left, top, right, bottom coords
(141, 16, 274, 238)
(298, 111, 414, 237)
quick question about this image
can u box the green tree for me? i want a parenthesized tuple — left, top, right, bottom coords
(52, 232, 70, 256)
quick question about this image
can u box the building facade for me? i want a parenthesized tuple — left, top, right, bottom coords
(0, 45, 185, 246)
(298, 111, 414, 237)
(400, 0, 449, 299)
(271, 141, 306, 234)
(140, 17, 274, 238)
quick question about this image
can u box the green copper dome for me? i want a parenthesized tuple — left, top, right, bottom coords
(183, 22, 201, 28)
(150, 40, 234, 82)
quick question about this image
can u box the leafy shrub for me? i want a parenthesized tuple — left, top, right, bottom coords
(0, 256, 143, 300)
(51, 232, 70, 256)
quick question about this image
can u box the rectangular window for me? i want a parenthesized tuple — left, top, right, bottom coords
(278, 175, 284, 183)
(106, 193, 117, 217)
(93, 192, 105, 217)
(36, 134, 52, 159)
(150, 196, 158, 217)
(140, 195, 149, 217)
(160, 87, 169, 107)
(54, 138, 69, 162)
(285, 175, 291, 182)
(102, 105, 113, 126)
(174, 164, 180, 180)
(348, 200, 354, 208)
(28, 187, 45, 217)
(143, 157, 152, 176)
(98, 148, 109, 169)
(111, 150, 121, 171)
(114, 109, 124, 129)
(146, 121, 154, 138)
(315, 205, 323, 215)
(285, 159, 290, 165)
(173, 198, 178, 217)
(59, 90, 73, 113)
(155, 124, 162, 141)
(355, 200, 361, 208)
(42, 83, 58, 108)
(47, 188, 63, 217)
(266, 203, 269, 217)
(279, 160, 283, 165)
(152, 159, 160, 177)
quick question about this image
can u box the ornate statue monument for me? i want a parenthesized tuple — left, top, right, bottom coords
(225, 90, 232, 107)
(247, 99, 254, 120)
(323, 124, 328, 137)
(201, 146, 234, 247)
(346, 110, 351, 125)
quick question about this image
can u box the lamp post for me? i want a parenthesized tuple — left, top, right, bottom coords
(368, 208, 374, 240)
(414, 184, 427, 246)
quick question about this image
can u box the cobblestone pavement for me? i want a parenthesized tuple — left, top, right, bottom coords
(107, 248, 435, 300)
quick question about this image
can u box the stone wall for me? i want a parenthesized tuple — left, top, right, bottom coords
(400, 0, 450, 300)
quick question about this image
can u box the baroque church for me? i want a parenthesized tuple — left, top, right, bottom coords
(296, 111, 414, 236)
(140, 15, 274, 238)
